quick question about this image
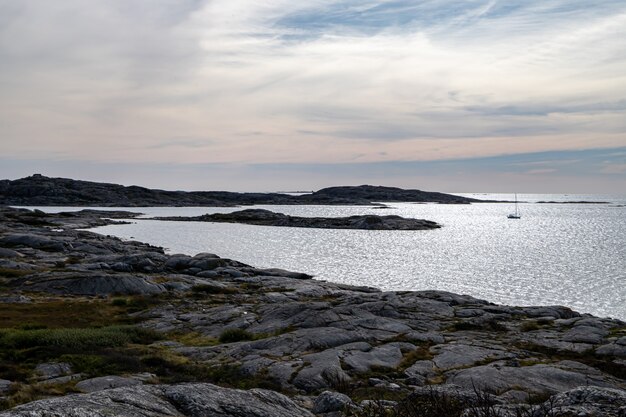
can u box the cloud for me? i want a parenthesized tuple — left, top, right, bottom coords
(0, 0, 625, 190)
(525, 169, 557, 175)
(600, 163, 626, 174)
(2, 147, 625, 193)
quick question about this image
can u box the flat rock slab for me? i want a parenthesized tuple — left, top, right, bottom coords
(343, 343, 408, 373)
(431, 344, 515, 370)
(0, 379, 12, 395)
(34, 362, 72, 380)
(446, 362, 619, 395)
(13, 272, 166, 296)
(76, 375, 143, 393)
(0, 234, 68, 252)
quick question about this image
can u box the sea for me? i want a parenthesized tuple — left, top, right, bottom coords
(24, 193, 626, 321)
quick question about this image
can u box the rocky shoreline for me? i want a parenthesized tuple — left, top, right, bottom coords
(152, 208, 442, 230)
(1, 206, 625, 416)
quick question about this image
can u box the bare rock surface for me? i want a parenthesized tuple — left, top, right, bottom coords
(0, 383, 314, 417)
(75, 376, 143, 393)
(0, 206, 625, 416)
(312, 391, 354, 414)
(34, 363, 72, 380)
(0, 381, 11, 395)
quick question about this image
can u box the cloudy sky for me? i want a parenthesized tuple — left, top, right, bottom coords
(1, 0, 625, 192)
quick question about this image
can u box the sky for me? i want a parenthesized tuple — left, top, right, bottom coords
(0, 0, 625, 193)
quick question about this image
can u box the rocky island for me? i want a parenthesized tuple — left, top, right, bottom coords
(0, 175, 482, 207)
(152, 209, 442, 230)
(0, 206, 625, 416)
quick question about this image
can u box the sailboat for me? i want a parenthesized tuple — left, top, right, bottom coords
(507, 194, 521, 219)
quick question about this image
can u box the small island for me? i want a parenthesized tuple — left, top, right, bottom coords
(151, 208, 442, 230)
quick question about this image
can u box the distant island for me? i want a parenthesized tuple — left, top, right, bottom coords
(0, 174, 483, 206)
(152, 208, 442, 230)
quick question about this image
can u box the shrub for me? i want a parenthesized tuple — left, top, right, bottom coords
(218, 328, 254, 343)
(110, 298, 128, 306)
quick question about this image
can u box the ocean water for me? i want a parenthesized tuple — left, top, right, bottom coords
(25, 194, 626, 320)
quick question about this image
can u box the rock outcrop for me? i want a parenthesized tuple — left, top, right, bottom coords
(153, 208, 442, 230)
(0, 206, 624, 416)
(0, 383, 314, 417)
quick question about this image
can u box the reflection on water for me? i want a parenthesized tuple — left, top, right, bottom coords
(26, 195, 626, 320)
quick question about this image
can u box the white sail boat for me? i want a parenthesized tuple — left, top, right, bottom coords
(507, 194, 521, 219)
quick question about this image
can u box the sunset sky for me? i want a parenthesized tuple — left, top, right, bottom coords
(1, 0, 625, 192)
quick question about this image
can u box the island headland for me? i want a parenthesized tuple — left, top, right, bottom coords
(0, 175, 483, 207)
(152, 208, 442, 230)
(0, 206, 625, 416)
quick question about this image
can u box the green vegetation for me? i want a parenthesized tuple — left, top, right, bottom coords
(0, 268, 31, 278)
(0, 297, 167, 329)
(0, 296, 169, 409)
(344, 387, 568, 417)
(515, 341, 626, 380)
(110, 297, 129, 306)
(520, 321, 541, 332)
(218, 328, 254, 343)
(0, 326, 158, 350)
(398, 346, 433, 370)
(2, 381, 80, 410)
(169, 331, 218, 347)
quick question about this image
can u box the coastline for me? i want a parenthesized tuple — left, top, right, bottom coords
(1, 206, 625, 415)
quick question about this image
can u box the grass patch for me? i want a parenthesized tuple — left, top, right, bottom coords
(218, 328, 254, 343)
(0, 326, 159, 350)
(0, 268, 31, 278)
(609, 326, 626, 337)
(124, 295, 165, 313)
(1, 381, 80, 410)
(0, 299, 139, 328)
(520, 321, 540, 332)
(0, 326, 161, 389)
(110, 297, 128, 306)
(398, 346, 433, 370)
(515, 341, 626, 380)
(169, 331, 218, 347)
(201, 365, 284, 392)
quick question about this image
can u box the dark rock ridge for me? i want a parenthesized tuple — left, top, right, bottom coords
(153, 209, 442, 230)
(536, 200, 610, 204)
(0, 174, 481, 206)
(1, 207, 625, 415)
(299, 185, 479, 204)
